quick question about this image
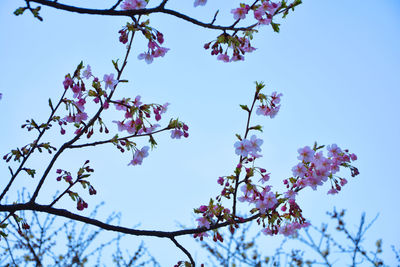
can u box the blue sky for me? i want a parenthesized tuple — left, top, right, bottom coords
(1, 0, 400, 265)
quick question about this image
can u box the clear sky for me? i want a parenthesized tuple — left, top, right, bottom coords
(1, 0, 400, 265)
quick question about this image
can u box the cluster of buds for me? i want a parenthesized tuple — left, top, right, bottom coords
(118, 20, 169, 64)
(204, 33, 256, 63)
(194, 200, 233, 241)
(77, 197, 88, 211)
(111, 96, 167, 136)
(57, 62, 118, 137)
(56, 161, 96, 210)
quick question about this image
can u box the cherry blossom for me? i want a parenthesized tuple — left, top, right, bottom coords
(297, 146, 315, 162)
(82, 65, 92, 79)
(103, 73, 118, 90)
(193, 0, 207, 7)
(138, 52, 154, 64)
(231, 5, 250, 20)
(234, 139, 251, 157)
(120, 0, 147, 10)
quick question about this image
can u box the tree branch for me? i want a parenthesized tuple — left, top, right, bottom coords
(170, 237, 195, 266)
(26, 0, 257, 32)
(0, 202, 260, 239)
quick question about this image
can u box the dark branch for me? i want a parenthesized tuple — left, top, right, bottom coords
(170, 237, 195, 266)
(0, 202, 260, 239)
(26, 0, 257, 32)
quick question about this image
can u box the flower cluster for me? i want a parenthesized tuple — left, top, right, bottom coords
(253, 0, 282, 25)
(234, 135, 263, 158)
(256, 91, 282, 118)
(111, 96, 166, 136)
(129, 146, 149, 166)
(204, 33, 257, 63)
(289, 144, 359, 194)
(194, 200, 233, 241)
(194, 84, 358, 242)
(118, 21, 169, 64)
(231, 1, 281, 23)
(120, 0, 147, 10)
(58, 62, 118, 136)
(170, 123, 189, 139)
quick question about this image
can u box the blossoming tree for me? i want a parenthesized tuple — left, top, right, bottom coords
(0, 0, 359, 266)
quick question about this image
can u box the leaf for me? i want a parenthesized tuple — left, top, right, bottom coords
(112, 59, 119, 71)
(88, 90, 97, 97)
(235, 134, 242, 141)
(0, 223, 8, 229)
(240, 104, 250, 112)
(80, 180, 88, 189)
(14, 7, 27, 16)
(271, 22, 280, 33)
(249, 125, 263, 132)
(80, 174, 90, 179)
(149, 135, 157, 149)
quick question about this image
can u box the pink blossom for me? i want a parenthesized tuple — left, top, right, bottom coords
(103, 101, 109, 109)
(198, 205, 208, 213)
(254, 7, 264, 20)
(262, 227, 274, 236)
(327, 188, 338, 195)
(160, 102, 169, 114)
(256, 191, 277, 213)
(259, 173, 270, 183)
(103, 73, 117, 90)
(82, 65, 92, 79)
(125, 120, 136, 134)
(64, 115, 75, 123)
(231, 6, 250, 20)
(297, 146, 315, 162)
(292, 163, 307, 178)
(75, 112, 88, 123)
(113, 120, 126, 132)
(217, 54, 230, 62)
(74, 98, 86, 112)
(156, 32, 164, 44)
(196, 217, 210, 229)
(148, 40, 158, 50)
(115, 98, 128, 111)
(71, 84, 82, 98)
(193, 0, 207, 7)
(132, 95, 142, 107)
(153, 47, 170, 58)
(143, 124, 160, 133)
(121, 0, 147, 10)
(284, 190, 297, 200)
(171, 129, 183, 139)
(129, 146, 149, 166)
(234, 139, 251, 157)
(248, 135, 263, 155)
(63, 75, 73, 90)
(241, 38, 256, 53)
(279, 223, 297, 237)
(271, 91, 283, 105)
(266, 1, 281, 15)
(138, 52, 154, 64)
(256, 104, 281, 118)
